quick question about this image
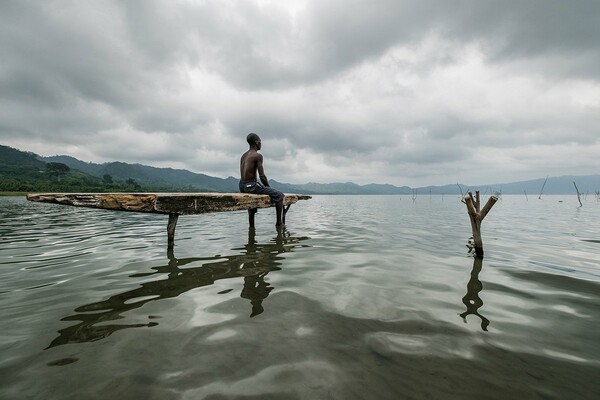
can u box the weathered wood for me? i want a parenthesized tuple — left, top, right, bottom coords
(283, 204, 292, 225)
(167, 213, 178, 249)
(27, 192, 312, 251)
(248, 208, 257, 228)
(573, 181, 582, 207)
(26, 193, 311, 215)
(465, 192, 498, 257)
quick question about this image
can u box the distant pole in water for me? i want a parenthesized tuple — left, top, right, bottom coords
(457, 183, 467, 201)
(573, 181, 583, 207)
(538, 175, 549, 199)
(524, 190, 528, 201)
(464, 191, 499, 257)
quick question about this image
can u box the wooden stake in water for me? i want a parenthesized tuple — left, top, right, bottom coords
(538, 175, 548, 199)
(574, 181, 583, 207)
(465, 191, 498, 257)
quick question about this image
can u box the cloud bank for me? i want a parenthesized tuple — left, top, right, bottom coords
(1, 0, 599, 186)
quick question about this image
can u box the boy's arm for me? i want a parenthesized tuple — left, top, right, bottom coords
(256, 154, 270, 187)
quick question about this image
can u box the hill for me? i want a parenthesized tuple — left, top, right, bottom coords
(2, 144, 598, 195)
(43, 151, 600, 195)
(1, 145, 167, 193)
(40, 156, 415, 194)
(0, 145, 104, 192)
(40, 155, 104, 176)
(272, 176, 600, 196)
(418, 175, 600, 196)
(0, 144, 47, 179)
(43, 156, 241, 192)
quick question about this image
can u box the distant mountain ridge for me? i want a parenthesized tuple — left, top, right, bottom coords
(41, 152, 599, 195)
(42, 155, 239, 192)
(0, 144, 596, 194)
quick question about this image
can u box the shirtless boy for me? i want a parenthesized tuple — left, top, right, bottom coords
(239, 133, 285, 226)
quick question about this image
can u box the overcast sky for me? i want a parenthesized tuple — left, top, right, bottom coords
(1, 0, 599, 186)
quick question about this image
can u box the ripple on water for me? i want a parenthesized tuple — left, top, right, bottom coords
(1, 196, 599, 399)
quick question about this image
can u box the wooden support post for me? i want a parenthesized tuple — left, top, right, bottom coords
(248, 208, 257, 228)
(167, 213, 179, 250)
(282, 204, 291, 225)
(465, 191, 498, 257)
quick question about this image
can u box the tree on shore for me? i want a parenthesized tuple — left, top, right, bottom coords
(46, 162, 70, 182)
(126, 178, 141, 190)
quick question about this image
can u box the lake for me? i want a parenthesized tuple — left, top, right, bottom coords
(0, 194, 599, 399)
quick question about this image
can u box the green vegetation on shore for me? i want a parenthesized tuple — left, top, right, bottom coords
(0, 144, 192, 194)
(0, 192, 28, 196)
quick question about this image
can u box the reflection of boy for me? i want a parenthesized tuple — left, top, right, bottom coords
(241, 272, 273, 318)
(239, 133, 285, 226)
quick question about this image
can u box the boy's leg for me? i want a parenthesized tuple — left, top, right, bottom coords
(251, 183, 285, 227)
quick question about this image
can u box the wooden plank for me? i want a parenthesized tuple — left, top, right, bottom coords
(26, 193, 311, 215)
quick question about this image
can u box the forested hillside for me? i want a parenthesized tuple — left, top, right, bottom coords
(1, 145, 157, 193)
(3, 144, 599, 195)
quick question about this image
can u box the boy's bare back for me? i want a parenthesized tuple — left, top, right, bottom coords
(240, 149, 263, 182)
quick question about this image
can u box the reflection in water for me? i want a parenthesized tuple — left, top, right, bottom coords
(459, 256, 490, 331)
(46, 227, 309, 349)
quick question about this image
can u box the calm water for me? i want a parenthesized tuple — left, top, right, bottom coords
(0, 195, 599, 399)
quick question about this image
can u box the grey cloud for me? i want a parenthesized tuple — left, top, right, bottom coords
(439, 1, 600, 79)
(130, 104, 213, 134)
(170, 0, 600, 89)
(227, 112, 386, 156)
(132, 112, 199, 135)
(449, 1, 600, 57)
(0, 0, 598, 186)
(1, 2, 137, 107)
(0, 0, 208, 143)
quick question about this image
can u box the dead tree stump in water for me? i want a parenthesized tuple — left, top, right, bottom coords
(573, 181, 583, 207)
(464, 191, 498, 257)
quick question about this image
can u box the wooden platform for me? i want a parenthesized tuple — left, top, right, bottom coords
(26, 193, 311, 249)
(26, 193, 311, 215)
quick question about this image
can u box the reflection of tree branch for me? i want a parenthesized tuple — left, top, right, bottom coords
(46, 227, 309, 349)
(459, 257, 490, 331)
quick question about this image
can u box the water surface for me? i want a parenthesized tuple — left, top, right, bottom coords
(1, 195, 599, 399)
